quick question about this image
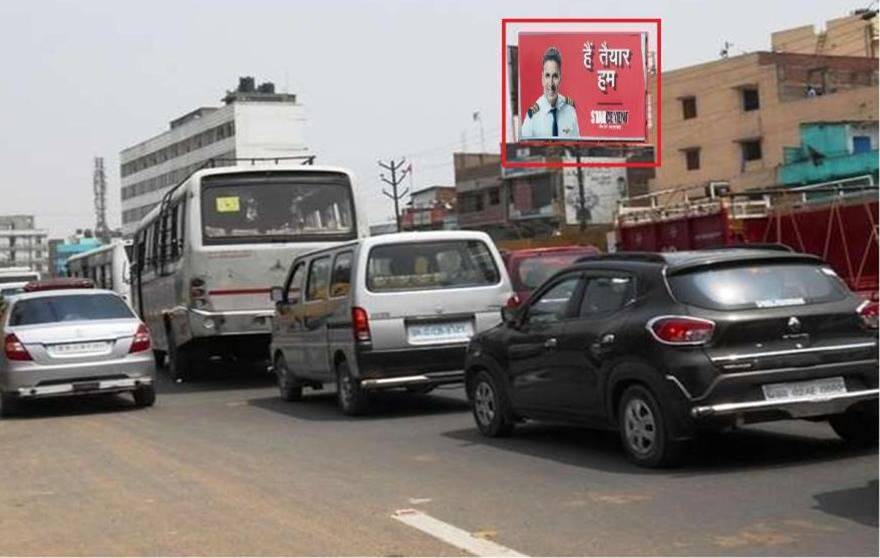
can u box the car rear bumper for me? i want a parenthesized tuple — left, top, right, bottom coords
(355, 343, 467, 388)
(0, 353, 155, 396)
(691, 388, 879, 418)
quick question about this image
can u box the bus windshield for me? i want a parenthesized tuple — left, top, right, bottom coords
(201, 174, 356, 245)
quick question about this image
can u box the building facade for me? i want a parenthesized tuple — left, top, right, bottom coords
(0, 215, 48, 273)
(119, 77, 309, 234)
(400, 186, 457, 231)
(648, 51, 878, 195)
(771, 12, 878, 58)
(48, 234, 103, 277)
(778, 121, 879, 186)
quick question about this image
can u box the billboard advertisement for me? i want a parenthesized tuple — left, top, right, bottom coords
(517, 32, 647, 142)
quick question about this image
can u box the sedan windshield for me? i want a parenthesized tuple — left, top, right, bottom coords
(9, 294, 134, 326)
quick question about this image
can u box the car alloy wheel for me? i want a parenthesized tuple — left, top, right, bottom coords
(474, 381, 496, 427)
(623, 397, 656, 455)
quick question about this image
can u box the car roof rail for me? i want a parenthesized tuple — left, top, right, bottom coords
(708, 243, 794, 252)
(574, 252, 666, 264)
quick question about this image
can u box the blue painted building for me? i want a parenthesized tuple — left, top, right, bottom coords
(778, 121, 879, 186)
(50, 237, 102, 277)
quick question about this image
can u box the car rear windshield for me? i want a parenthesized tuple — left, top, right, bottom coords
(367, 240, 500, 292)
(9, 294, 134, 326)
(515, 253, 591, 291)
(668, 263, 848, 311)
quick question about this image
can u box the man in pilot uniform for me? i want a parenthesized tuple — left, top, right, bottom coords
(521, 47, 580, 139)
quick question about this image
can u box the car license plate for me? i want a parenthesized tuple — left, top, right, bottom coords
(762, 377, 847, 401)
(73, 381, 100, 392)
(48, 341, 112, 357)
(407, 321, 474, 344)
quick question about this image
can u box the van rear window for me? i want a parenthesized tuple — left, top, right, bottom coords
(367, 240, 500, 292)
(668, 263, 848, 311)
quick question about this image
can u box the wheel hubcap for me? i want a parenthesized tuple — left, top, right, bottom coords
(624, 398, 656, 455)
(474, 381, 496, 425)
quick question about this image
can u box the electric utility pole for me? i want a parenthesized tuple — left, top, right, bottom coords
(379, 158, 410, 231)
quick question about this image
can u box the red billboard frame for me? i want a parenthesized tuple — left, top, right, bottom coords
(501, 18, 662, 169)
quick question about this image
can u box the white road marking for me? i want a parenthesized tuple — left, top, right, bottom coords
(392, 508, 527, 557)
(408, 497, 433, 504)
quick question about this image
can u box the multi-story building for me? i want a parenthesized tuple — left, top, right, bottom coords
(648, 14, 878, 195)
(454, 153, 506, 235)
(400, 186, 457, 231)
(0, 215, 48, 273)
(119, 77, 309, 234)
(771, 11, 878, 58)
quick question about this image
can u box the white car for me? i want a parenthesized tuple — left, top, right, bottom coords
(0, 279, 156, 417)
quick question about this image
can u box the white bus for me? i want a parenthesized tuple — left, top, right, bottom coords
(66, 240, 133, 302)
(0, 267, 40, 298)
(131, 162, 368, 379)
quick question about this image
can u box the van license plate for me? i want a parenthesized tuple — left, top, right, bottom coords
(762, 377, 846, 401)
(407, 321, 474, 344)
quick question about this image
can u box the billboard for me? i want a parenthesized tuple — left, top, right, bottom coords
(517, 32, 647, 142)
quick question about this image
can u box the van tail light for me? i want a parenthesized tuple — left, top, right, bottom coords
(129, 323, 152, 353)
(858, 300, 879, 330)
(190, 278, 207, 307)
(506, 294, 521, 308)
(648, 316, 715, 345)
(4, 333, 32, 361)
(352, 307, 371, 343)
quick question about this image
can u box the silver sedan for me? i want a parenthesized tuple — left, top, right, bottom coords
(0, 287, 155, 417)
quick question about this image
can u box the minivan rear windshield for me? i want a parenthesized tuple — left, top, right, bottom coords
(668, 263, 848, 311)
(367, 240, 500, 292)
(9, 294, 134, 326)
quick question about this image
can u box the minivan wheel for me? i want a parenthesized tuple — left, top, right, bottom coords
(471, 371, 514, 437)
(274, 355, 302, 402)
(829, 409, 879, 446)
(336, 360, 368, 415)
(133, 385, 156, 407)
(618, 385, 683, 468)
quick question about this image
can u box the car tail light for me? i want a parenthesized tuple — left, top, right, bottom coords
(858, 300, 879, 330)
(352, 307, 371, 343)
(190, 278, 207, 307)
(129, 323, 152, 353)
(4, 333, 32, 361)
(648, 316, 715, 345)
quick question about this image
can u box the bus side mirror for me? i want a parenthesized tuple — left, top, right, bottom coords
(270, 286, 284, 303)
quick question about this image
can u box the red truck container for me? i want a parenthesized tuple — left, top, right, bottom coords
(613, 179, 878, 300)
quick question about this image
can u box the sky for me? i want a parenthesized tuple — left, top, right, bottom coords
(0, 0, 865, 238)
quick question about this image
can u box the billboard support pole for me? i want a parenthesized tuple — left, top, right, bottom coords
(575, 148, 586, 232)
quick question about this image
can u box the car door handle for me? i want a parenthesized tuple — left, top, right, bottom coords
(544, 338, 558, 350)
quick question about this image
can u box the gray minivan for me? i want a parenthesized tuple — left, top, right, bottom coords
(269, 231, 513, 414)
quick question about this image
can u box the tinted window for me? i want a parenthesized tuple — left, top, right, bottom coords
(668, 263, 847, 311)
(367, 240, 499, 292)
(330, 252, 353, 298)
(201, 174, 355, 245)
(10, 294, 134, 326)
(580, 276, 635, 316)
(529, 276, 581, 324)
(306, 257, 331, 301)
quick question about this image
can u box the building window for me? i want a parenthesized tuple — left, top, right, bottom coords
(681, 96, 697, 119)
(853, 136, 872, 154)
(683, 148, 700, 170)
(489, 188, 500, 205)
(742, 87, 760, 111)
(740, 139, 762, 161)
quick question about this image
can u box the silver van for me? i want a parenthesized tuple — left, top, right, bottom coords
(269, 231, 513, 414)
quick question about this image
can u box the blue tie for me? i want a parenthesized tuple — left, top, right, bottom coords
(550, 108, 558, 137)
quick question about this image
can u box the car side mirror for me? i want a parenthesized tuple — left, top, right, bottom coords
(270, 286, 284, 303)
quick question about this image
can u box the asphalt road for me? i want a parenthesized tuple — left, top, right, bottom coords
(0, 365, 877, 556)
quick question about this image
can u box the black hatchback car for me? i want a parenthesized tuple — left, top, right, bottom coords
(464, 249, 879, 467)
